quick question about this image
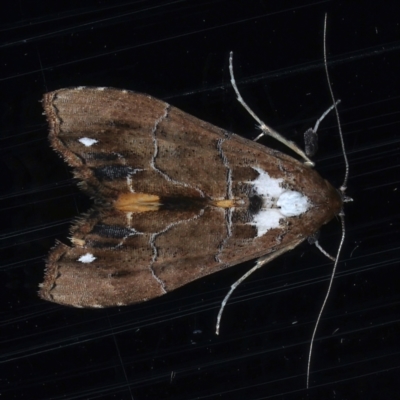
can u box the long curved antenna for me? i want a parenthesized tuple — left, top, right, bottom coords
(323, 16, 350, 192)
(306, 13, 351, 388)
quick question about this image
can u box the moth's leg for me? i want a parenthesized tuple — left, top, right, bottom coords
(229, 51, 314, 166)
(216, 238, 304, 335)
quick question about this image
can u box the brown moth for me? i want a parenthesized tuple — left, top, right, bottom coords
(39, 16, 350, 388)
(39, 81, 342, 309)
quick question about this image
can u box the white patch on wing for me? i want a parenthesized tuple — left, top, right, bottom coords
(251, 167, 283, 207)
(277, 190, 309, 217)
(78, 253, 96, 263)
(251, 209, 283, 237)
(78, 137, 98, 147)
(249, 167, 310, 237)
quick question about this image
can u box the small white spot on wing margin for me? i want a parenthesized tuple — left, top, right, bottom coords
(78, 137, 98, 147)
(78, 253, 96, 263)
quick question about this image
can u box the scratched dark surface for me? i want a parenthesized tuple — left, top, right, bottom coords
(1, 1, 399, 399)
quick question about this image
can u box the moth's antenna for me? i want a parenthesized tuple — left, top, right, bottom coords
(306, 13, 351, 389)
(322, 19, 350, 192)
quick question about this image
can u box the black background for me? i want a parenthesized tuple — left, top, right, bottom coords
(2, 1, 400, 399)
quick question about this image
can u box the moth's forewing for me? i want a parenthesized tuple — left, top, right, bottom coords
(40, 88, 342, 308)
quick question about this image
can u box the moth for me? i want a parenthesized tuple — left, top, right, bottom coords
(39, 54, 345, 325)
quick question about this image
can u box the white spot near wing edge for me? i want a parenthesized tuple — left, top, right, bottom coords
(78, 253, 96, 263)
(78, 137, 98, 147)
